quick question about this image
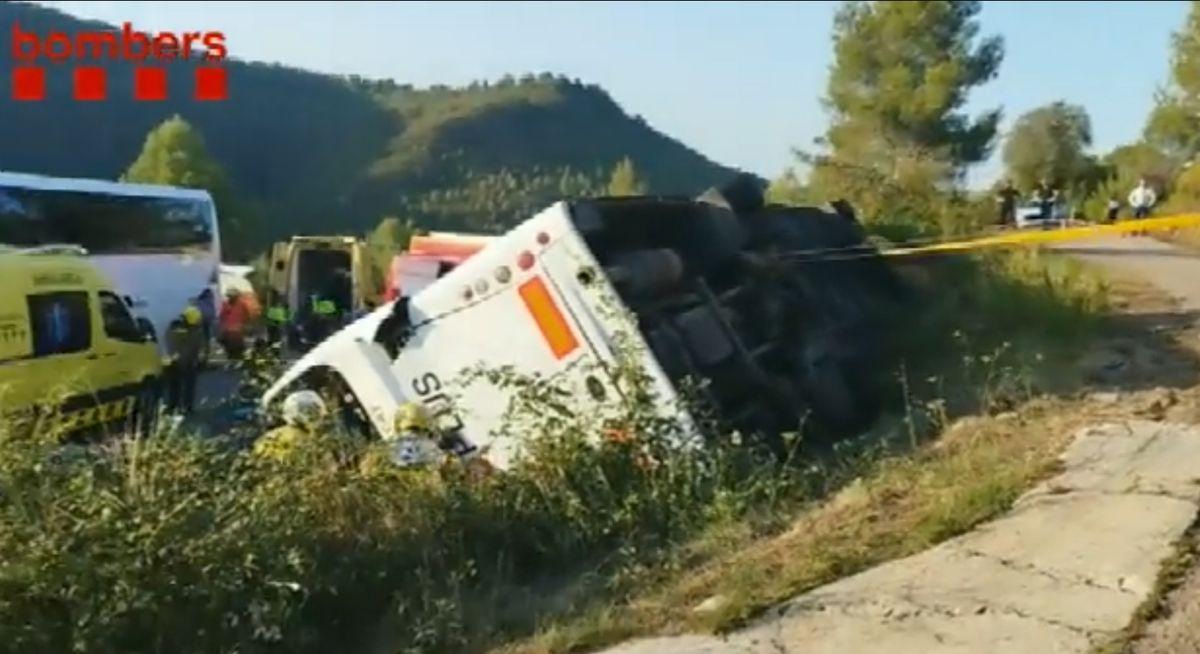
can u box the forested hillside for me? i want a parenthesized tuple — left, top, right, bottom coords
(0, 2, 740, 252)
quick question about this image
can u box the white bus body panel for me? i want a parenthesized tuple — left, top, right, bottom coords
(0, 171, 222, 353)
(263, 202, 698, 471)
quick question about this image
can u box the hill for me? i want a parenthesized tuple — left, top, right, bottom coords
(0, 2, 743, 254)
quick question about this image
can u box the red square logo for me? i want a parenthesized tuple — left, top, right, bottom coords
(12, 67, 45, 101)
(135, 67, 167, 101)
(194, 67, 227, 101)
(73, 67, 106, 101)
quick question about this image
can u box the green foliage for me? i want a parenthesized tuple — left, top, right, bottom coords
(1002, 102, 1096, 191)
(1161, 162, 1200, 214)
(396, 166, 606, 233)
(1080, 143, 1175, 220)
(367, 216, 418, 252)
(0, 4, 738, 253)
(765, 168, 810, 206)
(363, 216, 421, 297)
(804, 0, 1003, 229)
(607, 157, 648, 196)
(1146, 0, 1200, 161)
(0, 338, 809, 654)
(121, 115, 251, 253)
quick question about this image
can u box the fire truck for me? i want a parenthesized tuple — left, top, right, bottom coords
(260, 175, 907, 470)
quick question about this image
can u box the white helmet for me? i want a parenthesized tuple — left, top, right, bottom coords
(281, 390, 327, 429)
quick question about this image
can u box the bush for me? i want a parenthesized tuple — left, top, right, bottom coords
(0, 345, 820, 654)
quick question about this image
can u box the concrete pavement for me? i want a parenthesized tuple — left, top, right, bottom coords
(603, 421, 1200, 654)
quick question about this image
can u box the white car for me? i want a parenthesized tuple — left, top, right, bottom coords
(1014, 202, 1065, 229)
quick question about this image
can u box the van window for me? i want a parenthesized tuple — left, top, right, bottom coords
(99, 291, 143, 343)
(27, 292, 91, 357)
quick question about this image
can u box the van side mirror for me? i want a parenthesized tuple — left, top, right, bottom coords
(137, 318, 157, 343)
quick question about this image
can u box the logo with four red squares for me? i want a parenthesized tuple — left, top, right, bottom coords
(8, 22, 228, 102)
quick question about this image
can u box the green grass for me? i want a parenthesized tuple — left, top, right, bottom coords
(0, 243, 1111, 654)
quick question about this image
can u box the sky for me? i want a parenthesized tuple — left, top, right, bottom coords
(38, 1, 1195, 189)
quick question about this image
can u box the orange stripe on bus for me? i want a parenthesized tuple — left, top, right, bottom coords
(518, 276, 579, 360)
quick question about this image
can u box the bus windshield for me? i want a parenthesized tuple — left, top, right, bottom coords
(0, 185, 215, 254)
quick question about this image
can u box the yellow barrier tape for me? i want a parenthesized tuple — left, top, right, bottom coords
(882, 213, 1200, 258)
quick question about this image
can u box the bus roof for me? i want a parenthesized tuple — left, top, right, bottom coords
(0, 170, 214, 202)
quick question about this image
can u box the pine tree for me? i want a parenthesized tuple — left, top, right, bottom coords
(806, 0, 1003, 215)
(607, 157, 647, 196)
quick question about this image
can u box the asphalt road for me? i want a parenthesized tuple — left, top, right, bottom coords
(1055, 236, 1200, 654)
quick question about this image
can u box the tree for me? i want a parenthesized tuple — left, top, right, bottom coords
(1146, 0, 1200, 162)
(765, 168, 810, 206)
(122, 115, 249, 251)
(363, 216, 420, 300)
(367, 216, 417, 252)
(1002, 102, 1094, 190)
(607, 157, 647, 196)
(805, 1, 1004, 220)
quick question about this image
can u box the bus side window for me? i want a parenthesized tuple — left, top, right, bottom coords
(27, 292, 91, 357)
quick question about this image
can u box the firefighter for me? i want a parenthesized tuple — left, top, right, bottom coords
(304, 296, 340, 346)
(253, 390, 327, 461)
(165, 306, 205, 416)
(265, 302, 290, 345)
(387, 402, 444, 468)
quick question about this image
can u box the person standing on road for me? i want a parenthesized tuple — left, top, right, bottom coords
(195, 288, 217, 365)
(218, 289, 250, 361)
(265, 299, 290, 346)
(1106, 196, 1121, 223)
(165, 307, 205, 416)
(995, 179, 1019, 226)
(1129, 178, 1158, 220)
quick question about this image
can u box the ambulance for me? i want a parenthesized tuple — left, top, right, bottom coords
(382, 232, 495, 301)
(266, 236, 377, 318)
(260, 175, 907, 472)
(0, 246, 163, 437)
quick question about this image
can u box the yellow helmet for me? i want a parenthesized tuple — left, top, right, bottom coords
(394, 402, 431, 432)
(182, 306, 202, 326)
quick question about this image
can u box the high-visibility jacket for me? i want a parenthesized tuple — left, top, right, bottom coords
(253, 425, 310, 461)
(312, 298, 338, 316)
(219, 299, 251, 336)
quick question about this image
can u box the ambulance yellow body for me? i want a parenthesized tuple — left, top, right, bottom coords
(0, 248, 163, 436)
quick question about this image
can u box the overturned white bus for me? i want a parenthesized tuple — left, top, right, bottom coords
(261, 176, 908, 471)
